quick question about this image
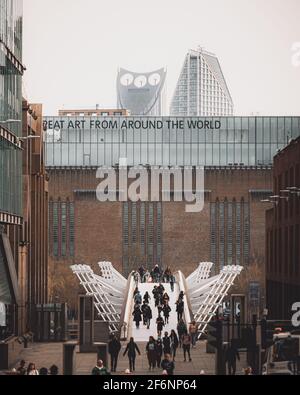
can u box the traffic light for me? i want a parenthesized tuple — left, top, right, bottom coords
(207, 319, 223, 349)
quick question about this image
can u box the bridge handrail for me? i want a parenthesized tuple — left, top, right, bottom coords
(175, 270, 194, 326)
(118, 272, 135, 340)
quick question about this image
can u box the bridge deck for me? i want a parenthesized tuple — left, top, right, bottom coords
(131, 282, 180, 341)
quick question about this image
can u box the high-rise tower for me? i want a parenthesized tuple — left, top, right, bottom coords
(170, 47, 234, 116)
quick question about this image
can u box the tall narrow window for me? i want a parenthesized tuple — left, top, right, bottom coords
(69, 202, 75, 257)
(53, 202, 59, 257)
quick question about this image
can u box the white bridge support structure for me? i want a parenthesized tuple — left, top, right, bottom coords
(186, 263, 243, 338)
(70, 262, 127, 332)
(71, 261, 243, 340)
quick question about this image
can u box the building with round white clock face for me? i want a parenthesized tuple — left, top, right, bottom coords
(117, 68, 166, 116)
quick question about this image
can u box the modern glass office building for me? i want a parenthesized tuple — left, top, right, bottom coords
(44, 116, 300, 168)
(0, 0, 23, 222)
(170, 48, 234, 117)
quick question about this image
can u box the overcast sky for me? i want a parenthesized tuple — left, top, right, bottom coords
(23, 0, 300, 116)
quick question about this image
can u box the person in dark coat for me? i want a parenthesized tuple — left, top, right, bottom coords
(170, 330, 179, 361)
(143, 291, 151, 304)
(123, 337, 141, 372)
(163, 292, 170, 304)
(162, 332, 171, 355)
(132, 306, 142, 329)
(156, 314, 165, 337)
(170, 275, 175, 292)
(178, 291, 185, 300)
(141, 302, 149, 325)
(225, 344, 240, 375)
(156, 338, 163, 368)
(142, 304, 152, 329)
(146, 336, 157, 371)
(157, 283, 165, 296)
(108, 334, 122, 372)
(138, 266, 145, 282)
(176, 299, 184, 321)
(162, 303, 171, 324)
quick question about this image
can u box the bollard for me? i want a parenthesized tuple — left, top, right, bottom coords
(63, 341, 77, 375)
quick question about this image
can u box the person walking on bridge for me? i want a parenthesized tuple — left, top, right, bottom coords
(163, 332, 172, 355)
(134, 290, 142, 305)
(123, 337, 141, 372)
(175, 299, 184, 321)
(156, 314, 165, 337)
(143, 291, 151, 304)
(132, 305, 142, 329)
(162, 303, 171, 325)
(156, 338, 163, 368)
(142, 303, 152, 330)
(170, 275, 175, 292)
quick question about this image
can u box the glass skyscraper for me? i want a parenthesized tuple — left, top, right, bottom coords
(0, 0, 23, 222)
(170, 47, 234, 117)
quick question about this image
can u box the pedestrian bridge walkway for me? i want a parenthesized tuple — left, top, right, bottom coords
(131, 282, 180, 341)
(71, 262, 243, 342)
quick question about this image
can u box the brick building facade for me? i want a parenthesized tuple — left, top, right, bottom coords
(266, 137, 300, 320)
(47, 166, 272, 305)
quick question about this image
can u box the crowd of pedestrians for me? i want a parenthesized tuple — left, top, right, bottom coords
(132, 265, 176, 287)
(14, 360, 59, 375)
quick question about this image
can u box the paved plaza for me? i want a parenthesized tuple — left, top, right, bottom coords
(9, 340, 248, 376)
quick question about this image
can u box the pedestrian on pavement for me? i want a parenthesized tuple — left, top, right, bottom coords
(27, 363, 39, 375)
(146, 336, 157, 371)
(162, 303, 171, 325)
(133, 286, 139, 297)
(108, 334, 122, 372)
(133, 271, 139, 286)
(170, 275, 175, 292)
(123, 337, 141, 372)
(156, 314, 165, 337)
(156, 338, 163, 368)
(177, 319, 187, 348)
(132, 305, 142, 329)
(143, 291, 151, 304)
(16, 360, 26, 375)
(161, 354, 175, 376)
(225, 343, 240, 376)
(163, 331, 172, 355)
(189, 320, 198, 348)
(170, 330, 179, 361)
(182, 331, 192, 362)
(91, 360, 110, 375)
(49, 365, 59, 375)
